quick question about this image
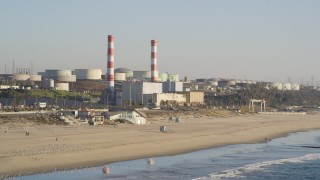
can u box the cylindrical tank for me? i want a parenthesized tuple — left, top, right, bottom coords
(29, 75, 42, 82)
(159, 73, 168, 82)
(55, 75, 76, 82)
(44, 69, 76, 82)
(291, 83, 300, 91)
(270, 82, 282, 90)
(75, 69, 102, 80)
(55, 83, 69, 91)
(282, 83, 292, 90)
(133, 71, 151, 80)
(167, 73, 179, 82)
(114, 68, 133, 79)
(114, 73, 126, 81)
(12, 74, 30, 81)
(45, 69, 72, 76)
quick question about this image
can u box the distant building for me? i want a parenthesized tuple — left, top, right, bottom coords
(145, 93, 186, 107)
(105, 110, 147, 125)
(162, 81, 183, 93)
(183, 91, 204, 105)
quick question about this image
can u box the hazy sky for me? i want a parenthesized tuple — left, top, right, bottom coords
(1, 0, 319, 83)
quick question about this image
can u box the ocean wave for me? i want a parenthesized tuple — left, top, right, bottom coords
(194, 153, 320, 180)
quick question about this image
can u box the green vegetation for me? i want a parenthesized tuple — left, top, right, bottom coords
(0, 89, 101, 102)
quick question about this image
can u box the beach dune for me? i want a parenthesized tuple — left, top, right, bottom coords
(1, 113, 320, 178)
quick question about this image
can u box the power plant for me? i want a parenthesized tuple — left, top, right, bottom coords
(2, 34, 315, 111)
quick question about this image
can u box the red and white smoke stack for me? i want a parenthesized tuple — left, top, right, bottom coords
(151, 40, 158, 82)
(107, 35, 115, 95)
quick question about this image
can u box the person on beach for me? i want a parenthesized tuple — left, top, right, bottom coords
(102, 165, 110, 175)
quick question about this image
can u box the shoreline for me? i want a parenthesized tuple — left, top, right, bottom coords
(1, 113, 320, 178)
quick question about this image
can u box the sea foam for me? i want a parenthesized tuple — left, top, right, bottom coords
(194, 153, 320, 180)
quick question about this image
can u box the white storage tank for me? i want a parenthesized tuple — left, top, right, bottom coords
(55, 83, 69, 91)
(114, 73, 126, 81)
(282, 83, 292, 90)
(75, 69, 102, 80)
(133, 71, 151, 80)
(44, 69, 76, 82)
(45, 69, 72, 76)
(29, 75, 42, 82)
(291, 83, 300, 91)
(159, 73, 168, 82)
(55, 75, 76, 82)
(167, 73, 179, 82)
(115, 68, 133, 79)
(12, 74, 30, 81)
(270, 82, 283, 90)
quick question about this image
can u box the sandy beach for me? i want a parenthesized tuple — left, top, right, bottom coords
(1, 112, 320, 178)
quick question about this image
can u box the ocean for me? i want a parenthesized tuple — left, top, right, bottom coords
(8, 130, 320, 180)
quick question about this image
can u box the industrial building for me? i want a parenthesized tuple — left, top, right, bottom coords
(162, 81, 183, 93)
(183, 91, 204, 105)
(269, 82, 300, 91)
(146, 93, 186, 107)
(121, 81, 163, 106)
(41, 69, 76, 91)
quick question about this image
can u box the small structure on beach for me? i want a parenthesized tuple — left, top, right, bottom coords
(88, 116, 104, 125)
(105, 110, 147, 125)
(160, 126, 168, 132)
(249, 99, 266, 112)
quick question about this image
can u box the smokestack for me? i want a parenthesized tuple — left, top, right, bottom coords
(151, 40, 158, 82)
(106, 35, 115, 96)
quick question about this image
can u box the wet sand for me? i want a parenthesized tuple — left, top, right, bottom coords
(1, 113, 320, 178)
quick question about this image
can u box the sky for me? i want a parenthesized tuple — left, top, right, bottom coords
(0, 0, 320, 83)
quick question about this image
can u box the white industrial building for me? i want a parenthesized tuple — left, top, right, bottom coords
(162, 81, 183, 92)
(269, 82, 300, 91)
(74, 69, 102, 80)
(121, 81, 163, 106)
